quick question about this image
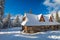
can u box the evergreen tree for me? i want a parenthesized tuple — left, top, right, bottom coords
(0, 15, 2, 22)
(13, 15, 20, 27)
(56, 11, 60, 22)
(0, 0, 5, 28)
(51, 14, 54, 19)
(6, 13, 10, 20)
(7, 13, 11, 27)
(0, 22, 3, 28)
(29, 8, 32, 14)
(3, 13, 11, 28)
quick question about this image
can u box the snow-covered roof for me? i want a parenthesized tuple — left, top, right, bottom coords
(21, 13, 60, 26)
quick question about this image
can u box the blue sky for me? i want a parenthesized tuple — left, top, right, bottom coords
(4, 0, 57, 15)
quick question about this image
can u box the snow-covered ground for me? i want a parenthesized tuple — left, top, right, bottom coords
(0, 27, 60, 40)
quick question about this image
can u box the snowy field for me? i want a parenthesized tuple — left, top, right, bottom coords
(0, 27, 60, 40)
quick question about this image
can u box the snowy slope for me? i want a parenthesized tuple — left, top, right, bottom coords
(0, 27, 60, 40)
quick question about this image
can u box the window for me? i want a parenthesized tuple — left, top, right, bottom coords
(49, 16, 53, 22)
(22, 17, 26, 21)
(39, 15, 45, 22)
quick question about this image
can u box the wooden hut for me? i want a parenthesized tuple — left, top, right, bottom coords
(21, 13, 60, 33)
